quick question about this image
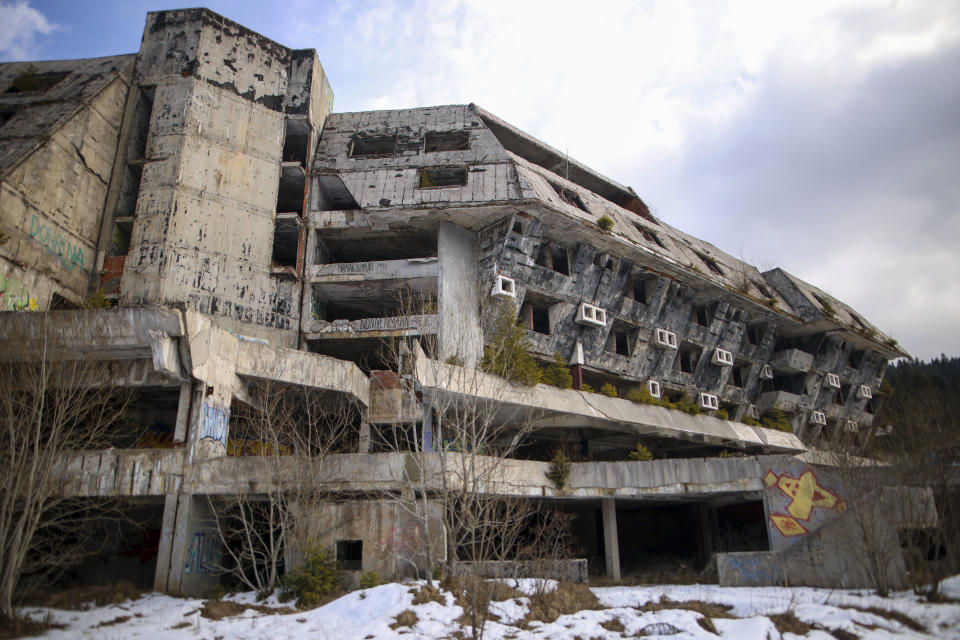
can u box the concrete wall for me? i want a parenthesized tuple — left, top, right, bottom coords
(0, 61, 133, 307)
(438, 222, 481, 365)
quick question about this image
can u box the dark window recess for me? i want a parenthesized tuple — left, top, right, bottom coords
(752, 279, 773, 298)
(550, 182, 589, 212)
(536, 242, 570, 276)
(772, 373, 805, 394)
(834, 385, 849, 405)
(676, 344, 700, 374)
(696, 252, 724, 276)
(633, 222, 666, 248)
(418, 167, 467, 188)
(0, 110, 15, 127)
(424, 131, 470, 152)
(731, 365, 747, 388)
(5, 70, 68, 95)
(350, 135, 397, 157)
(336, 539, 363, 570)
(272, 218, 300, 267)
(519, 301, 552, 335)
(605, 323, 637, 357)
(692, 305, 710, 327)
(512, 220, 524, 234)
(282, 132, 309, 166)
(50, 293, 78, 310)
(625, 272, 655, 304)
(848, 350, 865, 369)
(109, 219, 133, 256)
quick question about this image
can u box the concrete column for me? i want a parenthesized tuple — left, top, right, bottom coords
(358, 421, 371, 453)
(166, 495, 223, 596)
(438, 222, 481, 366)
(153, 492, 180, 591)
(602, 497, 621, 581)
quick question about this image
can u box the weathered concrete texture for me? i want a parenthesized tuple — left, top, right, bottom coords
(438, 222, 482, 365)
(0, 56, 135, 305)
(717, 486, 936, 589)
(414, 350, 806, 454)
(56, 449, 184, 497)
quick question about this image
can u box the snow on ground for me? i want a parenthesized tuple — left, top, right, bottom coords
(15, 578, 960, 639)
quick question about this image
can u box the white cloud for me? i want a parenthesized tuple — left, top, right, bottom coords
(0, 1, 56, 60)
(291, 0, 960, 359)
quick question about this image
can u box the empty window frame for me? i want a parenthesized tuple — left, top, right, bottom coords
(0, 110, 15, 127)
(605, 322, 638, 357)
(519, 298, 557, 335)
(675, 343, 701, 374)
(272, 216, 301, 267)
(746, 324, 763, 346)
(730, 363, 750, 388)
(536, 241, 570, 276)
(336, 539, 363, 570)
(418, 166, 467, 188)
(5, 71, 68, 95)
(691, 304, 711, 327)
(350, 135, 397, 157)
(624, 271, 656, 304)
(424, 131, 470, 152)
(550, 181, 589, 212)
(695, 252, 724, 276)
(632, 222, 666, 248)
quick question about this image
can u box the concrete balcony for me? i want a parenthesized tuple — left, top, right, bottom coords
(770, 348, 814, 373)
(758, 390, 802, 412)
(303, 313, 439, 340)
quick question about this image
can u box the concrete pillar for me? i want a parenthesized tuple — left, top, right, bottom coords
(358, 421, 371, 453)
(153, 492, 180, 591)
(438, 223, 481, 366)
(166, 494, 223, 596)
(602, 497, 621, 581)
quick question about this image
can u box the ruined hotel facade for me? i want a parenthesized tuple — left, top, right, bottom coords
(0, 8, 924, 594)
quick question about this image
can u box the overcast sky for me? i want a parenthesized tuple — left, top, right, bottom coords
(3, 0, 959, 361)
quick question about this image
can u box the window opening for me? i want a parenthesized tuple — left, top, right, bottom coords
(536, 241, 570, 275)
(605, 322, 637, 357)
(692, 305, 710, 327)
(633, 222, 666, 248)
(418, 167, 467, 188)
(696, 252, 724, 276)
(336, 540, 363, 570)
(272, 216, 301, 267)
(593, 253, 617, 271)
(5, 70, 68, 94)
(512, 220, 524, 234)
(746, 324, 762, 346)
(424, 131, 470, 152)
(350, 135, 397, 157)
(731, 365, 747, 388)
(675, 343, 700, 374)
(550, 181, 589, 212)
(520, 301, 552, 335)
(0, 110, 15, 127)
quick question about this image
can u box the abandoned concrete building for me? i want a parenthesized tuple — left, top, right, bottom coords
(0, 8, 928, 596)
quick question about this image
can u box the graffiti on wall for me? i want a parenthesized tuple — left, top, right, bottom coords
(724, 553, 779, 585)
(196, 398, 229, 457)
(0, 273, 38, 311)
(28, 214, 86, 272)
(135, 422, 176, 449)
(764, 468, 846, 537)
(184, 531, 221, 574)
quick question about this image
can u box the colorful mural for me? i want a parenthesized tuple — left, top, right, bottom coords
(764, 468, 847, 538)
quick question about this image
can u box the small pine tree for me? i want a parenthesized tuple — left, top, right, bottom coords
(599, 382, 618, 397)
(545, 449, 572, 489)
(480, 305, 542, 386)
(282, 543, 343, 609)
(628, 443, 654, 461)
(541, 352, 573, 389)
(579, 383, 595, 393)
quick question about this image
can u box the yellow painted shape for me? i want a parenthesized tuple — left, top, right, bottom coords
(770, 514, 807, 537)
(777, 470, 838, 521)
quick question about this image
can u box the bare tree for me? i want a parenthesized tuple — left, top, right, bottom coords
(0, 314, 131, 618)
(204, 379, 357, 593)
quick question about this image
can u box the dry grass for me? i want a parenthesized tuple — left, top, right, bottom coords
(599, 616, 625, 632)
(635, 597, 737, 619)
(826, 628, 858, 640)
(199, 600, 295, 620)
(170, 621, 192, 630)
(410, 583, 446, 606)
(769, 611, 812, 635)
(33, 581, 144, 610)
(696, 616, 719, 634)
(95, 615, 131, 627)
(522, 581, 603, 625)
(843, 605, 925, 632)
(0, 614, 66, 639)
(390, 609, 418, 629)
